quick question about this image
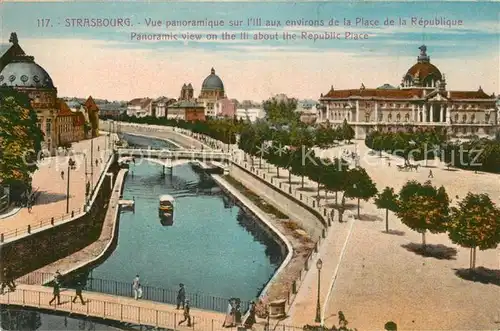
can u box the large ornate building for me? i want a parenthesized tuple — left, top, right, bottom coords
(198, 67, 229, 117)
(318, 45, 498, 139)
(0, 33, 89, 154)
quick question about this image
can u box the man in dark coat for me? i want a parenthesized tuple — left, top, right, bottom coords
(176, 283, 185, 309)
(49, 279, 61, 305)
(72, 281, 85, 305)
(178, 299, 191, 327)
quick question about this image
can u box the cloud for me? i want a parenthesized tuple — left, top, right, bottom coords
(20, 37, 499, 102)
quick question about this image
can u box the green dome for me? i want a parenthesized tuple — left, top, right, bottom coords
(201, 67, 224, 91)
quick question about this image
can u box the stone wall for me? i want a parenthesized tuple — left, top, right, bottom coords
(0, 160, 121, 279)
(229, 163, 324, 240)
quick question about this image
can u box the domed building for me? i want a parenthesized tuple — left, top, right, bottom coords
(198, 68, 231, 117)
(0, 33, 85, 154)
(318, 45, 498, 139)
(0, 53, 59, 154)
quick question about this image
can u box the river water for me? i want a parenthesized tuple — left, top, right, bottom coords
(73, 134, 283, 311)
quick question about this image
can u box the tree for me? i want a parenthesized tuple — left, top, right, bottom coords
(448, 193, 500, 270)
(341, 119, 355, 143)
(264, 98, 299, 125)
(374, 187, 399, 232)
(396, 181, 450, 248)
(0, 89, 43, 201)
(343, 167, 378, 218)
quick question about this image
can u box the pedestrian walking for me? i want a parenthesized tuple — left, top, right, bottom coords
(95, 159, 99, 167)
(428, 170, 433, 178)
(176, 283, 185, 309)
(98, 146, 100, 152)
(178, 299, 191, 327)
(49, 278, 61, 305)
(72, 281, 85, 305)
(132, 275, 142, 300)
(61, 170, 64, 179)
(338, 310, 346, 326)
(244, 301, 256, 328)
(0, 267, 16, 294)
(28, 203, 32, 213)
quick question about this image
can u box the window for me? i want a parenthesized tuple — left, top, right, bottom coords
(405, 113, 410, 122)
(462, 114, 467, 123)
(396, 113, 401, 122)
(378, 113, 383, 121)
(388, 114, 392, 122)
(462, 127, 467, 134)
(454, 113, 459, 122)
(365, 113, 370, 122)
(471, 114, 475, 123)
(485, 113, 490, 122)
(46, 119, 52, 135)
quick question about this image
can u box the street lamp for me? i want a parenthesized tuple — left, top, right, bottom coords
(315, 258, 323, 323)
(66, 158, 74, 214)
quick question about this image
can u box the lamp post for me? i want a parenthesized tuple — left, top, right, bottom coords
(315, 258, 323, 323)
(66, 158, 72, 213)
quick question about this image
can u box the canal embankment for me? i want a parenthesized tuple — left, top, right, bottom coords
(18, 168, 129, 285)
(2, 152, 120, 280)
(213, 175, 315, 309)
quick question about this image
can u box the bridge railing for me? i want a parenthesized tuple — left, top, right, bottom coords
(0, 287, 241, 331)
(20, 272, 251, 314)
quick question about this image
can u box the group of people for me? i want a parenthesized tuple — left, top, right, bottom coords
(223, 298, 257, 329)
(133, 276, 192, 327)
(49, 270, 86, 306)
(0, 267, 16, 294)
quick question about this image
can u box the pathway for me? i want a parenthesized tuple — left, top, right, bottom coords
(0, 136, 113, 238)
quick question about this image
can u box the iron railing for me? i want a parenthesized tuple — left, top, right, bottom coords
(0, 287, 241, 331)
(0, 208, 83, 243)
(20, 272, 251, 314)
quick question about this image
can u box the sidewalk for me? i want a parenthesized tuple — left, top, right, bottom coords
(0, 136, 111, 236)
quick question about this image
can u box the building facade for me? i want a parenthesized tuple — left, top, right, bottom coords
(318, 45, 498, 139)
(198, 68, 226, 117)
(166, 100, 205, 121)
(127, 98, 153, 117)
(236, 107, 265, 122)
(55, 99, 85, 146)
(0, 50, 59, 154)
(84, 96, 100, 137)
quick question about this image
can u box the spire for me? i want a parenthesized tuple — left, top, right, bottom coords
(417, 45, 430, 63)
(330, 85, 334, 91)
(211, 67, 215, 74)
(360, 83, 365, 90)
(9, 32, 18, 45)
(478, 86, 483, 91)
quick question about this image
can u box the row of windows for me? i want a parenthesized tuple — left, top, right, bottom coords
(328, 103, 485, 110)
(329, 112, 493, 123)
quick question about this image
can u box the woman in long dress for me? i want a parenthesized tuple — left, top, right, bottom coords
(223, 299, 235, 327)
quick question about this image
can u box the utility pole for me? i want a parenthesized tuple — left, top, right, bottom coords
(66, 161, 71, 213)
(90, 138, 94, 191)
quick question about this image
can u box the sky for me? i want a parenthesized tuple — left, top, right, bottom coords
(1, 1, 499, 101)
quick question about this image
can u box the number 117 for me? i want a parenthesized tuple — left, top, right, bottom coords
(37, 19, 51, 28)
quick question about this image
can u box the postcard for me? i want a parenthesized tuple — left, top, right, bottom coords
(0, 1, 498, 331)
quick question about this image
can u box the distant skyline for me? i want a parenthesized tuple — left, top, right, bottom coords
(2, 1, 498, 101)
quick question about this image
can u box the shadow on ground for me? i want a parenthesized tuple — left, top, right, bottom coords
(383, 229, 406, 236)
(35, 192, 68, 205)
(401, 243, 457, 260)
(295, 187, 317, 192)
(454, 267, 500, 286)
(358, 214, 382, 222)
